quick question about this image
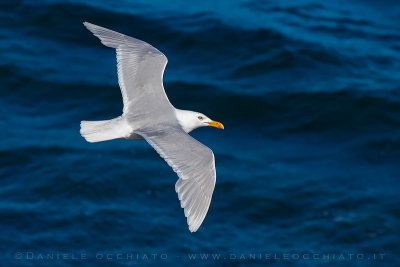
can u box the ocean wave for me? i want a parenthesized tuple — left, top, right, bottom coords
(2, 0, 398, 98)
(168, 82, 400, 135)
(244, 1, 400, 41)
(2, 1, 386, 72)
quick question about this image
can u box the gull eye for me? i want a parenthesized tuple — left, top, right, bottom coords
(198, 116, 203, 120)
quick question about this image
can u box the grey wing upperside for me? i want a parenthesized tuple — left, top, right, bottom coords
(83, 22, 172, 115)
(137, 126, 216, 232)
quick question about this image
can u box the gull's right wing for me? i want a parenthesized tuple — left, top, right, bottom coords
(137, 126, 216, 232)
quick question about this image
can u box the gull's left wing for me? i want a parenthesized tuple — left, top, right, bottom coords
(137, 126, 216, 232)
(83, 22, 172, 115)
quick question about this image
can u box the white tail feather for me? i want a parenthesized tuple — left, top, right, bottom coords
(80, 117, 132, 143)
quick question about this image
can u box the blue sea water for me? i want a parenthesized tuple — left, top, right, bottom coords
(1, 0, 399, 266)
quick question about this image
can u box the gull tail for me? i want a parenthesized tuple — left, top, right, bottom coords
(80, 117, 131, 143)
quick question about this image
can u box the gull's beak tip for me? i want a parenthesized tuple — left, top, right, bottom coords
(207, 121, 224, 130)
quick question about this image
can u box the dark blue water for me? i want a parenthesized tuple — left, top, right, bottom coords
(1, 0, 399, 266)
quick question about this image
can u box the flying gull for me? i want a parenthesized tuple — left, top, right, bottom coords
(80, 22, 224, 232)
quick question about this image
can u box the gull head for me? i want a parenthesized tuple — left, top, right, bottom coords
(176, 109, 224, 133)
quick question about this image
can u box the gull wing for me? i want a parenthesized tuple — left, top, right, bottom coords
(83, 22, 171, 114)
(137, 127, 216, 232)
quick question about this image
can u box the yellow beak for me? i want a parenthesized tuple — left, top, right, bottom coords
(207, 120, 224, 129)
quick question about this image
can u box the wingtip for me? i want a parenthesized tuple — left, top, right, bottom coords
(189, 225, 198, 233)
(83, 21, 91, 28)
(188, 218, 201, 232)
(83, 21, 97, 30)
